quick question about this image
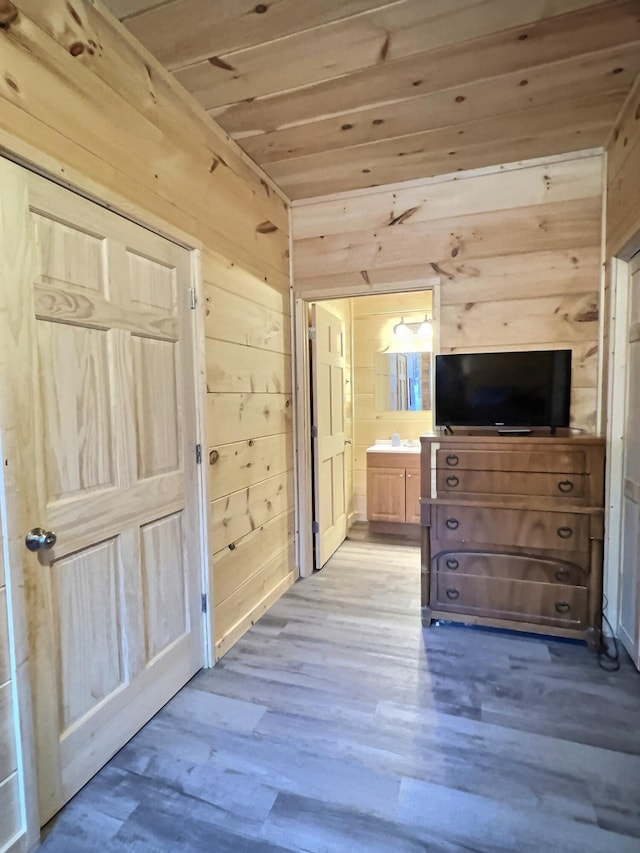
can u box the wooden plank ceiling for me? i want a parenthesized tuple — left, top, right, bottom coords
(104, 0, 640, 200)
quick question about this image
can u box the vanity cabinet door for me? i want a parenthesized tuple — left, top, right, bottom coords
(367, 467, 406, 523)
(405, 468, 421, 524)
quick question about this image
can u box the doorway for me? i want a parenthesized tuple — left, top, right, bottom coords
(606, 248, 640, 670)
(296, 285, 438, 575)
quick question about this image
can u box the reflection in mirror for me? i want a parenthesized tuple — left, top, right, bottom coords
(374, 352, 432, 411)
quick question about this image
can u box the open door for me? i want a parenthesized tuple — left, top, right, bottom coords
(311, 303, 347, 568)
(619, 251, 640, 669)
(0, 161, 205, 822)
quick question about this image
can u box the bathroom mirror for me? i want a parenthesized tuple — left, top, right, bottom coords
(374, 352, 432, 411)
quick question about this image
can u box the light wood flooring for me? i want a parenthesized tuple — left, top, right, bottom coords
(40, 536, 640, 852)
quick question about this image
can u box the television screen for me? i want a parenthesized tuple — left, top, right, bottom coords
(435, 349, 572, 429)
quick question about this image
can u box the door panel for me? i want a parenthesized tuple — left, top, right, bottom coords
(140, 511, 189, 661)
(311, 303, 347, 568)
(0, 161, 204, 822)
(132, 336, 181, 478)
(53, 539, 125, 730)
(37, 322, 115, 499)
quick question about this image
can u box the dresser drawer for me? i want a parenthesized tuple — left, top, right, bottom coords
(434, 552, 587, 585)
(436, 448, 587, 474)
(436, 469, 587, 501)
(434, 572, 588, 627)
(434, 505, 589, 554)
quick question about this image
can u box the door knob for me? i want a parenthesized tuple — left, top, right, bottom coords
(25, 527, 57, 552)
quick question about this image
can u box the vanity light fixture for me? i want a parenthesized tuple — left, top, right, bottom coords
(393, 315, 433, 342)
(393, 318, 413, 339)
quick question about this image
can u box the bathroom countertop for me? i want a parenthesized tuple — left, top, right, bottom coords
(366, 442, 420, 454)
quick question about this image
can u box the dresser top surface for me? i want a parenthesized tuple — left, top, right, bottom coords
(420, 432, 605, 447)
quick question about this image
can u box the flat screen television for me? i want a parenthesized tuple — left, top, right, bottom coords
(435, 349, 572, 431)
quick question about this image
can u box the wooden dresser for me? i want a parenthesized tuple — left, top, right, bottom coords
(420, 433, 605, 645)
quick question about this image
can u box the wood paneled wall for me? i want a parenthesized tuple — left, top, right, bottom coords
(292, 152, 604, 434)
(0, 0, 294, 669)
(351, 293, 433, 519)
(204, 253, 295, 658)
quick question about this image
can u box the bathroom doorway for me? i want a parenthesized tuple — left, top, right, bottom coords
(295, 284, 439, 575)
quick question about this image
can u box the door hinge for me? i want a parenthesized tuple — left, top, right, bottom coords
(201, 593, 208, 614)
(312, 521, 320, 534)
(195, 443, 202, 464)
(311, 425, 318, 438)
(308, 326, 316, 340)
(189, 288, 197, 309)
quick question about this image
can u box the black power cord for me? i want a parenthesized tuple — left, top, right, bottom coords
(597, 596, 620, 672)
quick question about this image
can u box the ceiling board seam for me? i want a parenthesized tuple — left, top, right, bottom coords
(603, 66, 640, 151)
(118, 0, 177, 23)
(179, 0, 640, 105)
(162, 0, 408, 73)
(261, 89, 624, 169)
(289, 148, 604, 207)
(91, 0, 291, 206)
(215, 40, 640, 136)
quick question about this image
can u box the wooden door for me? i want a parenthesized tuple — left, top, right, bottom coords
(0, 161, 204, 822)
(619, 252, 640, 668)
(311, 303, 347, 568)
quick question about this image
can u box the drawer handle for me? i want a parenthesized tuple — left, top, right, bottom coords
(446, 475, 460, 487)
(555, 568, 570, 582)
(558, 480, 574, 493)
(446, 558, 459, 570)
(446, 588, 460, 600)
(445, 454, 459, 467)
(445, 518, 459, 530)
(557, 526, 573, 539)
(555, 601, 571, 614)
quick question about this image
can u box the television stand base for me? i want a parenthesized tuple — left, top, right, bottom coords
(497, 428, 532, 436)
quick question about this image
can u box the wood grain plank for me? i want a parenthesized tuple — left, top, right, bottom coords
(211, 470, 295, 553)
(292, 156, 603, 239)
(202, 249, 290, 309)
(1, 2, 289, 273)
(295, 198, 602, 279)
(175, 0, 609, 108)
(120, 0, 400, 69)
(606, 77, 640, 254)
(214, 549, 295, 656)
(204, 284, 291, 355)
(17, 0, 289, 227)
(243, 46, 640, 164)
(208, 432, 294, 501)
(206, 340, 292, 394)
(213, 509, 295, 598)
(211, 0, 640, 135)
(206, 392, 293, 446)
(271, 94, 618, 198)
(103, 0, 171, 18)
(441, 292, 600, 347)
